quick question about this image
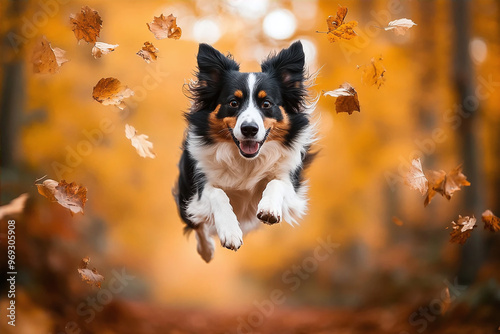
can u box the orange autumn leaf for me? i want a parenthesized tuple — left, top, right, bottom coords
(70, 6, 102, 44)
(449, 215, 476, 244)
(405, 158, 428, 195)
(78, 257, 104, 288)
(317, 6, 357, 42)
(323, 82, 360, 115)
(36, 179, 87, 215)
(392, 216, 404, 226)
(359, 57, 386, 88)
(32, 36, 68, 74)
(147, 14, 182, 40)
(482, 209, 500, 233)
(92, 77, 134, 110)
(137, 41, 159, 63)
(424, 169, 446, 207)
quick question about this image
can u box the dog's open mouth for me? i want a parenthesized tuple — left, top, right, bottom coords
(229, 128, 270, 159)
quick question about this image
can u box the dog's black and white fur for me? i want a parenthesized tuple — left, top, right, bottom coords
(174, 41, 316, 262)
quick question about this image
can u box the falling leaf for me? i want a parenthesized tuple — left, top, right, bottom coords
(405, 158, 428, 196)
(323, 83, 360, 115)
(125, 124, 156, 159)
(318, 6, 357, 43)
(137, 41, 159, 63)
(92, 77, 134, 110)
(0, 193, 29, 220)
(70, 6, 102, 43)
(392, 216, 404, 226)
(92, 42, 119, 59)
(384, 18, 417, 36)
(147, 14, 182, 40)
(36, 179, 87, 215)
(482, 209, 500, 232)
(78, 257, 104, 288)
(359, 57, 386, 88)
(424, 164, 469, 206)
(441, 287, 452, 314)
(449, 215, 476, 244)
(424, 169, 446, 207)
(32, 36, 68, 74)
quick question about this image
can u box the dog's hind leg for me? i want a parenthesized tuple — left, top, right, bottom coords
(195, 223, 215, 263)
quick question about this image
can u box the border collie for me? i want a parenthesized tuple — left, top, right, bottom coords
(174, 41, 316, 262)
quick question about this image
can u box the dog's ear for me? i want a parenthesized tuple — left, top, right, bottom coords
(197, 44, 240, 85)
(261, 41, 305, 87)
(261, 41, 307, 113)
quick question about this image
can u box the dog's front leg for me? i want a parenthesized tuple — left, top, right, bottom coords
(202, 185, 243, 251)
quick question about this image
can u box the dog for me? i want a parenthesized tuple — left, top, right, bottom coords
(173, 41, 316, 262)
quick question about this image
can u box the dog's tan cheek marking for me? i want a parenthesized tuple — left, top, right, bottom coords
(258, 90, 267, 99)
(234, 90, 243, 98)
(267, 106, 290, 142)
(209, 104, 232, 143)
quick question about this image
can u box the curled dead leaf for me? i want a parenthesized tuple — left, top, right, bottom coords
(32, 36, 68, 74)
(36, 178, 87, 215)
(147, 14, 182, 40)
(92, 42, 119, 59)
(0, 193, 29, 220)
(78, 257, 104, 288)
(137, 41, 159, 63)
(92, 77, 134, 110)
(384, 18, 417, 36)
(70, 6, 102, 44)
(482, 209, 500, 232)
(405, 158, 428, 196)
(317, 6, 357, 42)
(323, 83, 360, 115)
(449, 215, 476, 244)
(125, 124, 156, 159)
(358, 57, 386, 88)
(424, 164, 469, 206)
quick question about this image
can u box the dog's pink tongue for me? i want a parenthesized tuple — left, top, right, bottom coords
(240, 141, 259, 155)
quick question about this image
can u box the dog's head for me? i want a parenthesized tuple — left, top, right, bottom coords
(189, 41, 308, 159)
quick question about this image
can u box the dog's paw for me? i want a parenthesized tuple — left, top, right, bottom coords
(257, 198, 282, 225)
(257, 209, 281, 225)
(218, 225, 243, 251)
(196, 235, 215, 263)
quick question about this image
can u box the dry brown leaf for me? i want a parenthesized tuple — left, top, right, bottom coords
(36, 179, 87, 215)
(32, 36, 68, 74)
(147, 14, 182, 40)
(92, 77, 134, 110)
(359, 57, 386, 88)
(438, 164, 471, 200)
(384, 18, 417, 36)
(137, 41, 159, 63)
(78, 257, 104, 288)
(318, 6, 357, 43)
(424, 169, 446, 207)
(92, 42, 119, 59)
(482, 209, 500, 232)
(125, 124, 156, 159)
(323, 83, 360, 115)
(70, 6, 102, 43)
(449, 215, 476, 244)
(405, 158, 428, 196)
(0, 193, 29, 220)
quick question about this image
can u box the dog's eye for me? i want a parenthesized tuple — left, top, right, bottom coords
(261, 101, 272, 109)
(229, 100, 239, 108)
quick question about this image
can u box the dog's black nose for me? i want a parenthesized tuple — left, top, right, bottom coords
(241, 122, 259, 138)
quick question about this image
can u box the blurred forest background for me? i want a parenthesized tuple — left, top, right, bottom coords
(1, 0, 500, 333)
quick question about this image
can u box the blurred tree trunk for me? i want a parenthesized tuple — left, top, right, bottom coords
(452, 0, 485, 285)
(1, 0, 26, 170)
